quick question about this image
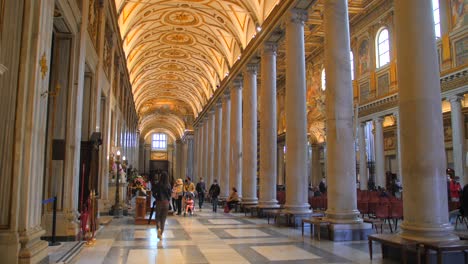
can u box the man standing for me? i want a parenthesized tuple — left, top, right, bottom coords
(196, 177, 206, 210)
(209, 179, 221, 212)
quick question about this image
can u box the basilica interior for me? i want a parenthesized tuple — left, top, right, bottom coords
(0, 0, 468, 263)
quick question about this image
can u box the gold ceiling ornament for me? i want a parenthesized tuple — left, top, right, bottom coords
(39, 52, 48, 80)
(161, 32, 194, 45)
(163, 10, 200, 26)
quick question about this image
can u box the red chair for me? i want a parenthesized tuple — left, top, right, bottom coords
(389, 201, 403, 231)
(357, 201, 369, 217)
(375, 203, 393, 233)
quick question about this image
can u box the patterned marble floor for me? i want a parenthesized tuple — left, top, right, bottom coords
(72, 204, 397, 264)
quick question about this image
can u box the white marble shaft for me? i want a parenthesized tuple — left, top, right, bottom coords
(203, 117, 209, 181)
(374, 117, 385, 188)
(259, 42, 279, 208)
(208, 110, 215, 185)
(242, 64, 259, 204)
(323, 0, 360, 223)
(214, 101, 223, 183)
(358, 123, 368, 190)
(394, 0, 455, 241)
(193, 126, 199, 180)
(198, 121, 204, 182)
(229, 80, 243, 198)
(221, 92, 231, 198)
(284, 8, 310, 214)
(449, 96, 466, 185)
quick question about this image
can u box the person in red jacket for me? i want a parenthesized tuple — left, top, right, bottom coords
(450, 176, 462, 202)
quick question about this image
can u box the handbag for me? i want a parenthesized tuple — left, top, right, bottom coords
(224, 204, 230, 213)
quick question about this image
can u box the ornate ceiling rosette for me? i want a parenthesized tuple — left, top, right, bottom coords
(114, 0, 280, 138)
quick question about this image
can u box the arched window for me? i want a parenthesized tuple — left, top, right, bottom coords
(350, 51, 354, 80)
(432, 0, 441, 38)
(321, 68, 326, 91)
(376, 28, 390, 68)
(152, 133, 167, 150)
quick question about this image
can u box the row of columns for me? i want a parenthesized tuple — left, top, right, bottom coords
(193, 0, 456, 241)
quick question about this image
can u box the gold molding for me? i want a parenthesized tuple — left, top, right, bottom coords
(39, 52, 48, 80)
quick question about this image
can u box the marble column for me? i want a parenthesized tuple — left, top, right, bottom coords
(207, 110, 215, 185)
(187, 135, 194, 179)
(277, 144, 285, 186)
(394, 113, 403, 180)
(374, 117, 385, 188)
(242, 64, 259, 204)
(259, 42, 279, 208)
(197, 123, 203, 181)
(395, 0, 455, 241)
(214, 100, 223, 183)
(311, 144, 321, 187)
(202, 118, 208, 182)
(230, 79, 243, 198)
(323, 0, 361, 225)
(284, 8, 310, 214)
(221, 91, 231, 198)
(449, 95, 466, 185)
(193, 126, 199, 180)
(358, 123, 368, 190)
(182, 138, 188, 178)
(176, 140, 183, 180)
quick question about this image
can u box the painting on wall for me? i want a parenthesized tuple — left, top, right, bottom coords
(377, 73, 390, 96)
(360, 82, 370, 101)
(358, 39, 370, 75)
(451, 0, 468, 30)
(455, 36, 468, 66)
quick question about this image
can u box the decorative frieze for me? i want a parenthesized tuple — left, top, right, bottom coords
(358, 94, 398, 117)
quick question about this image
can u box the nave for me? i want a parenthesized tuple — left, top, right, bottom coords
(66, 204, 395, 264)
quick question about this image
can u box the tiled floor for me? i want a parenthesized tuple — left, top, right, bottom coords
(71, 203, 398, 264)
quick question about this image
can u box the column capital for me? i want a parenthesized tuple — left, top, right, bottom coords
(232, 77, 243, 90)
(203, 116, 209, 122)
(262, 41, 277, 55)
(448, 95, 464, 104)
(286, 8, 308, 25)
(216, 99, 222, 108)
(244, 63, 258, 74)
(374, 116, 384, 123)
(223, 90, 231, 100)
(209, 108, 215, 115)
(359, 122, 366, 128)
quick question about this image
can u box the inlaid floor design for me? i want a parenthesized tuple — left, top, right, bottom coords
(72, 204, 397, 264)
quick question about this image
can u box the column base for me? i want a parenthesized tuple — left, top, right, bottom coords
(98, 199, 113, 214)
(18, 226, 49, 264)
(326, 223, 373, 241)
(324, 209, 362, 224)
(399, 222, 458, 242)
(258, 200, 279, 208)
(41, 211, 80, 242)
(283, 203, 311, 214)
(241, 197, 258, 205)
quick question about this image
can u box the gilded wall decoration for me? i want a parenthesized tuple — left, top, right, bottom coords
(113, 55, 119, 95)
(377, 73, 390, 97)
(87, 0, 99, 48)
(305, 64, 326, 142)
(103, 23, 113, 79)
(455, 36, 468, 66)
(359, 82, 370, 101)
(151, 151, 168, 160)
(358, 39, 370, 75)
(451, 0, 468, 30)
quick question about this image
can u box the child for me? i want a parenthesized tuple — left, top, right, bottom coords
(184, 192, 195, 216)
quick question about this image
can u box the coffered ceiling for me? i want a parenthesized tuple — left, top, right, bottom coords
(115, 0, 380, 140)
(115, 0, 281, 139)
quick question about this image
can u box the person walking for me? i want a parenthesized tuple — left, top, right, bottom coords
(209, 179, 220, 212)
(152, 172, 172, 239)
(173, 178, 184, 215)
(196, 177, 206, 210)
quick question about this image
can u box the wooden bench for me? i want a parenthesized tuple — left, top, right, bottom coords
(302, 217, 330, 240)
(363, 217, 384, 233)
(420, 240, 468, 264)
(368, 234, 420, 264)
(264, 209, 288, 225)
(242, 204, 258, 217)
